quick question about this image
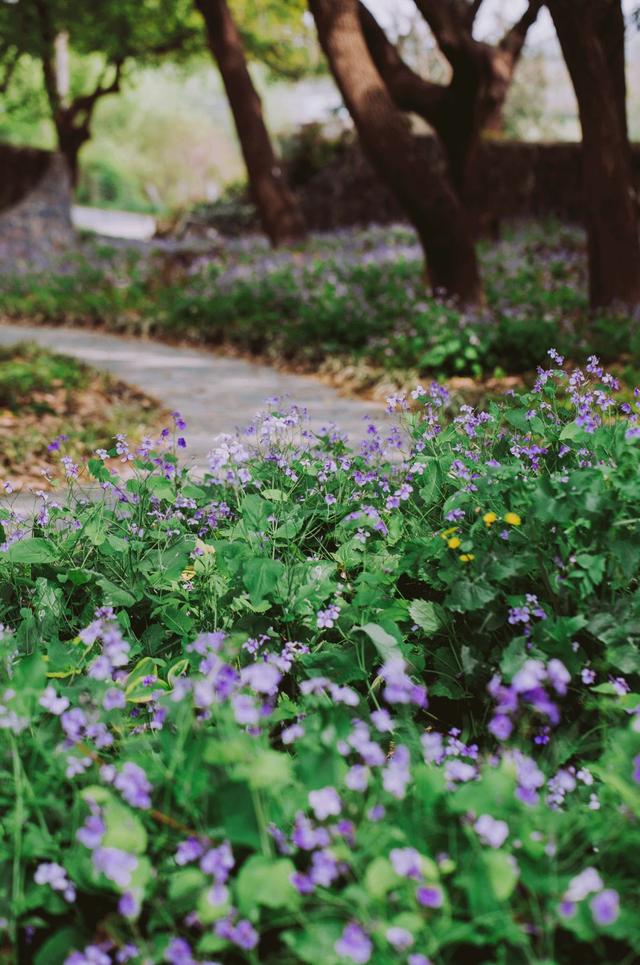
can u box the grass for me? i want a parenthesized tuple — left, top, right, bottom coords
(0, 342, 163, 484)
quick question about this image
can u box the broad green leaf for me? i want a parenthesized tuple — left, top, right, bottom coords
(242, 557, 285, 605)
(6, 537, 55, 564)
(236, 855, 299, 911)
(359, 622, 401, 660)
(409, 599, 442, 635)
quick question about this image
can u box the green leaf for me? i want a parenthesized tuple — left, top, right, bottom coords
(6, 537, 55, 564)
(364, 857, 399, 898)
(236, 855, 300, 912)
(409, 599, 442, 636)
(96, 577, 136, 607)
(168, 868, 208, 912)
(242, 557, 285, 605)
(483, 851, 519, 901)
(34, 927, 88, 965)
(236, 749, 293, 790)
(446, 579, 496, 613)
(82, 787, 147, 854)
(359, 622, 401, 660)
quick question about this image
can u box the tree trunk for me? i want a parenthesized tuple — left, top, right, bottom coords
(195, 0, 305, 246)
(310, 0, 482, 305)
(54, 113, 87, 185)
(548, 0, 640, 310)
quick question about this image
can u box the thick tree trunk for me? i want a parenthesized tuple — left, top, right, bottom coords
(195, 0, 305, 246)
(548, 0, 640, 309)
(310, 0, 482, 305)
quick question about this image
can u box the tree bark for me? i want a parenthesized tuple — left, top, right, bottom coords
(548, 0, 640, 309)
(310, 0, 482, 304)
(195, 0, 305, 246)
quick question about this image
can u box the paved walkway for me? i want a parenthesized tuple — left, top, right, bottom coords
(0, 323, 386, 474)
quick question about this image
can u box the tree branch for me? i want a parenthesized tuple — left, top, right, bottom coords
(66, 60, 124, 130)
(499, 0, 544, 61)
(412, 0, 472, 62)
(468, 0, 485, 24)
(358, 1, 446, 123)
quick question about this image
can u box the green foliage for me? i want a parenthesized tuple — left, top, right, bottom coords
(0, 360, 639, 962)
(0, 226, 634, 388)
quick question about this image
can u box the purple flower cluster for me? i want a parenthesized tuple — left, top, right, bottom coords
(488, 658, 570, 742)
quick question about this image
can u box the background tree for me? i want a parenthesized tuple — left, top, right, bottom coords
(194, 0, 306, 245)
(0, 0, 199, 182)
(358, 0, 543, 196)
(309, 0, 482, 304)
(547, 0, 640, 310)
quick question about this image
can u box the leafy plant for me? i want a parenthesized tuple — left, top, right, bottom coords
(0, 353, 638, 963)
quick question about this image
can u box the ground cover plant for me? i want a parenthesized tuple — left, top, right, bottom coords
(1, 350, 639, 964)
(0, 343, 163, 486)
(1, 225, 637, 395)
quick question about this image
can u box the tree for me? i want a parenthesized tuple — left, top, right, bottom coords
(358, 0, 543, 194)
(194, 0, 306, 245)
(0, 0, 199, 182)
(309, 0, 482, 304)
(547, 0, 640, 310)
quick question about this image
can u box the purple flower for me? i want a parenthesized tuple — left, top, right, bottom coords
(114, 762, 152, 809)
(382, 744, 411, 799)
(200, 841, 234, 883)
(633, 754, 640, 784)
(308, 786, 341, 820)
(165, 938, 195, 965)
(34, 862, 76, 902)
(390, 847, 422, 880)
(317, 604, 340, 629)
(386, 926, 414, 950)
(309, 849, 340, 886)
(416, 885, 443, 908)
(421, 731, 443, 763)
(231, 694, 259, 726)
(64, 946, 111, 965)
(474, 814, 509, 848)
(39, 686, 69, 715)
(240, 661, 282, 695)
(590, 889, 620, 926)
(175, 837, 204, 866)
(370, 708, 394, 732)
(77, 813, 106, 850)
(345, 765, 370, 792)
(488, 714, 513, 741)
(103, 688, 126, 711)
(379, 657, 427, 708)
(118, 891, 140, 918)
(92, 847, 138, 888)
(335, 922, 372, 964)
(547, 659, 570, 695)
(290, 871, 315, 894)
(564, 867, 603, 902)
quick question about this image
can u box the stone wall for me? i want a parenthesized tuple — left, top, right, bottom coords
(0, 144, 74, 272)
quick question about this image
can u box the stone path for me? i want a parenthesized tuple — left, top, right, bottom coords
(0, 323, 386, 474)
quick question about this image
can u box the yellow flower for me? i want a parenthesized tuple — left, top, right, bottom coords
(447, 537, 461, 549)
(459, 553, 475, 563)
(440, 526, 458, 540)
(483, 511, 497, 527)
(504, 512, 522, 526)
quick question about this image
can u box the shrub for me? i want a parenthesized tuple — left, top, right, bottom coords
(0, 352, 639, 963)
